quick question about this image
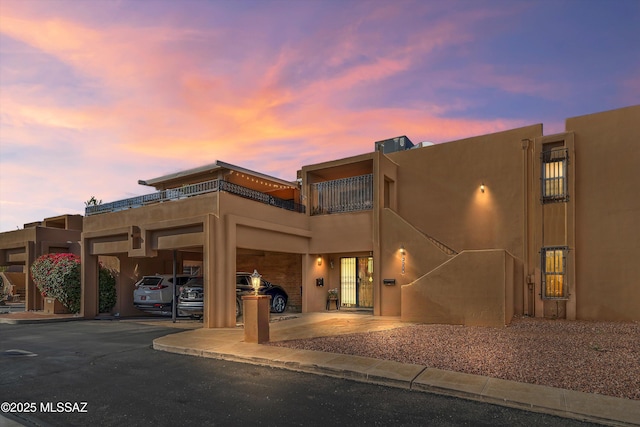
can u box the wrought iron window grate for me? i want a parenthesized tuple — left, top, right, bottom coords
(541, 246, 569, 299)
(541, 148, 569, 203)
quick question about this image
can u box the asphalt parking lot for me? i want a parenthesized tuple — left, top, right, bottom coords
(0, 320, 600, 427)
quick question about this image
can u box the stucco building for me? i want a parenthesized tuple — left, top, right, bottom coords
(3, 106, 637, 327)
(0, 215, 83, 308)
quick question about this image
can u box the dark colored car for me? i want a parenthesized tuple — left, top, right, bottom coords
(177, 272, 289, 319)
(176, 276, 205, 318)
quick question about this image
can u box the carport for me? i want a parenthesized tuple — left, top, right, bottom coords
(81, 162, 311, 328)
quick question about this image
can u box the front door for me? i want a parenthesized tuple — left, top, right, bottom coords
(340, 257, 373, 308)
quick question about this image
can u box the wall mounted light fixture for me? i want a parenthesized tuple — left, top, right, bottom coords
(400, 245, 406, 275)
(480, 183, 485, 193)
(317, 256, 322, 266)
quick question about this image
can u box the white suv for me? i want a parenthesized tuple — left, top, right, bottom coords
(133, 274, 192, 314)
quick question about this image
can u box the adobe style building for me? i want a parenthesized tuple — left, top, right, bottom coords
(0, 215, 83, 309)
(25, 105, 638, 328)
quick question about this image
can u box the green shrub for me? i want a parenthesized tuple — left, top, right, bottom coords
(98, 265, 117, 313)
(31, 254, 118, 314)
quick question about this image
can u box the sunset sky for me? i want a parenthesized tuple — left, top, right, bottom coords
(1, 0, 638, 232)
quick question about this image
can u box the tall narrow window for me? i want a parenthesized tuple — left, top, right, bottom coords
(541, 147, 568, 203)
(541, 247, 568, 299)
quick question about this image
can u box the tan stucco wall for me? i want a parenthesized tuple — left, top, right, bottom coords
(387, 125, 542, 260)
(378, 209, 452, 316)
(568, 105, 640, 321)
(83, 192, 219, 234)
(0, 228, 37, 265)
(377, 126, 539, 318)
(308, 211, 373, 254)
(401, 250, 515, 327)
(0, 225, 81, 311)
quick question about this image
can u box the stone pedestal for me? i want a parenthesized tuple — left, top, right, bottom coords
(242, 295, 271, 343)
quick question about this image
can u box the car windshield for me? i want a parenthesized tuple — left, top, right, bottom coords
(138, 277, 162, 287)
(184, 277, 203, 287)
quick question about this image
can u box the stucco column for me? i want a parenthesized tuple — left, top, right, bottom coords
(25, 241, 38, 311)
(203, 214, 235, 328)
(81, 241, 98, 319)
(117, 256, 139, 317)
(242, 295, 270, 343)
(203, 214, 216, 328)
(300, 253, 310, 313)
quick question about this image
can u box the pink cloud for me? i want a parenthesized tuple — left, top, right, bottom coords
(0, 2, 528, 155)
(3, 0, 630, 232)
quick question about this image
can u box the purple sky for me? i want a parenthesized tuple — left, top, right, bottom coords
(1, 0, 638, 231)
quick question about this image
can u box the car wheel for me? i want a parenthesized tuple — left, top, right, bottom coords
(236, 297, 242, 319)
(271, 293, 286, 313)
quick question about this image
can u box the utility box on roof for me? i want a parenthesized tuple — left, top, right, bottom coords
(375, 136, 414, 154)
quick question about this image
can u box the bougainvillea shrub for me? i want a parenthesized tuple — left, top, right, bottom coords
(31, 253, 81, 313)
(30, 254, 117, 314)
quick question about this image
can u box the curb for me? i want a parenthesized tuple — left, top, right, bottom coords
(153, 338, 640, 427)
(0, 317, 83, 325)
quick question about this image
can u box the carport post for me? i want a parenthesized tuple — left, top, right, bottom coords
(172, 250, 177, 323)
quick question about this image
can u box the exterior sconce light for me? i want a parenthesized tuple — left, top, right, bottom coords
(480, 183, 485, 193)
(400, 245, 406, 275)
(330, 259, 334, 269)
(250, 269, 261, 296)
(317, 256, 322, 266)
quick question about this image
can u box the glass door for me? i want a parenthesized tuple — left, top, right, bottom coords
(340, 258, 357, 306)
(358, 257, 373, 308)
(340, 257, 373, 308)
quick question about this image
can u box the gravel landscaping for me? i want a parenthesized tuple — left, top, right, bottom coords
(269, 316, 640, 400)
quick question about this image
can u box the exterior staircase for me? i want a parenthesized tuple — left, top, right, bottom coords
(0, 271, 25, 302)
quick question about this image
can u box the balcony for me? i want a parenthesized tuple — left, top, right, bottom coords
(85, 179, 305, 216)
(310, 174, 373, 215)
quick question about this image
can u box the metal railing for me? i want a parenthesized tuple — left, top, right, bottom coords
(310, 174, 373, 215)
(425, 235, 458, 256)
(218, 181, 305, 213)
(85, 179, 304, 215)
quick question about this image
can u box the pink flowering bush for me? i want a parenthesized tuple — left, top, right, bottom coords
(31, 253, 81, 313)
(30, 253, 117, 314)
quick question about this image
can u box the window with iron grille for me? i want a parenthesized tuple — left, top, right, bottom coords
(541, 147, 568, 203)
(541, 246, 568, 299)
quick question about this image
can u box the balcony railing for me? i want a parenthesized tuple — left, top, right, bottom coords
(85, 179, 304, 216)
(310, 174, 373, 215)
(218, 181, 305, 213)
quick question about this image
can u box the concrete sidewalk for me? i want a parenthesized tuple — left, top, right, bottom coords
(153, 312, 640, 427)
